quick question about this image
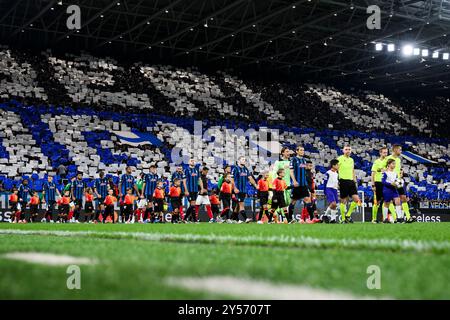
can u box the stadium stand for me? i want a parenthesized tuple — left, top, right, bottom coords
(0, 47, 449, 202)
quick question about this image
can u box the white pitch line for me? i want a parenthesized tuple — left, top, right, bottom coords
(2, 252, 97, 266)
(0, 229, 449, 254)
(166, 276, 392, 300)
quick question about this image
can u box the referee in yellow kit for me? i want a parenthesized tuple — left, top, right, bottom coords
(337, 145, 361, 223)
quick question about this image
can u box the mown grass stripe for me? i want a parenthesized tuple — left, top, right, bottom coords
(1, 229, 449, 254)
(165, 276, 393, 300)
(2, 252, 97, 266)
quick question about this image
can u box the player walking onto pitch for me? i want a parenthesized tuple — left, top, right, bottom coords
(231, 156, 258, 223)
(386, 145, 415, 223)
(183, 158, 200, 222)
(337, 145, 361, 223)
(289, 145, 311, 223)
(18, 178, 32, 221)
(195, 166, 214, 223)
(141, 165, 159, 222)
(42, 175, 61, 223)
(371, 147, 388, 223)
(71, 172, 85, 223)
(94, 171, 108, 223)
(382, 159, 404, 223)
(119, 166, 139, 223)
(305, 160, 320, 223)
(271, 147, 292, 222)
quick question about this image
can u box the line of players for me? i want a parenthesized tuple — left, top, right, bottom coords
(7, 144, 414, 224)
(370, 144, 415, 223)
(322, 143, 415, 224)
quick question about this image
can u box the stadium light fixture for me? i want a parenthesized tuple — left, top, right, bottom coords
(387, 44, 395, 52)
(413, 48, 420, 56)
(375, 43, 383, 51)
(443, 53, 449, 60)
(432, 51, 439, 58)
(402, 45, 413, 56)
(422, 49, 429, 57)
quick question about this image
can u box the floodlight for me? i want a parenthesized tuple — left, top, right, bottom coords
(402, 45, 413, 56)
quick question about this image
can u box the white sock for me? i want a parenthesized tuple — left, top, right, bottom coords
(325, 206, 331, 215)
(382, 206, 388, 220)
(330, 209, 337, 220)
(396, 205, 403, 219)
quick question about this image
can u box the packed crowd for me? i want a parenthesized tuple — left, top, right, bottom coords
(1, 46, 449, 220)
(1, 46, 450, 138)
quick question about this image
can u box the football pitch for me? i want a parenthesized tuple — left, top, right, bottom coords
(0, 223, 449, 300)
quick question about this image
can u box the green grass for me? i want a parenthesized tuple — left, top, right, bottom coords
(0, 223, 449, 299)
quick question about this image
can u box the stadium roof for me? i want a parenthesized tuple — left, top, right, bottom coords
(1, 0, 450, 93)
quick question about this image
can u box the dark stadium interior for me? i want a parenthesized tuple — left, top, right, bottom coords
(0, 1, 449, 206)
(1, 0, 450, 95)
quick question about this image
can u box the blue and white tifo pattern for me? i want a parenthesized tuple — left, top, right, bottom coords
(0, 46, 449, 200)
(0, 100, 449, 201)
